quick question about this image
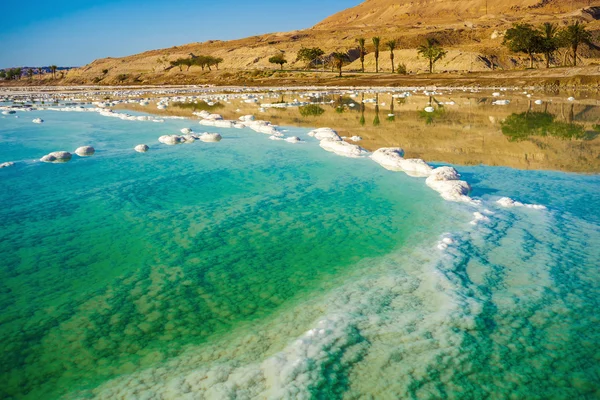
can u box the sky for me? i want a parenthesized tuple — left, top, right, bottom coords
(0, 0, 361, 68)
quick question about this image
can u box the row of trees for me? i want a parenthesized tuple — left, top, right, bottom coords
(168, 55, 223, 72)
(268, 37, 447, 76)
(0, 65, 59, 80)
(503, 21, 593, 68)
(266, 21, 593, 76)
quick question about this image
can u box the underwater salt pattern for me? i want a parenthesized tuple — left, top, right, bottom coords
(0, 109, 599, 399)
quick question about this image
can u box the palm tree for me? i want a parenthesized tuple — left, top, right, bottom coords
(372, 37, 381, 72)
(331, 52, 348, 77)
(357, 38, 367, 73)
(539, 22, 559, 68)
(559, 21, 592, 67)
(27, 68, 34, 81)
(386, 40, 397, 73)
(417, 38, 447, 73)
(50, 65, 57, 79)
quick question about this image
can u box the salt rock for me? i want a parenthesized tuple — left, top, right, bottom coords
(199, 133, 222, 142)
(424, 106, 435, 113)
(181, 135, 196, 144)
(40, 151, 72, 163)
(426, 166, 472, 202)
(308, 128, 341, 141)
(75, 146, 95, 156)
(319, 138, 365, 158)
(32, 118, 43, 124)
(349, 136, 362, 142)
(180, 128, 192, 134)
(134, 144, 149, 152)
(285, 136, 301, 143)
(0, 162, 15, 168)
(398, 158, 434, 177)
(158, 135, 182, 145)
(371, 148, 406, 171)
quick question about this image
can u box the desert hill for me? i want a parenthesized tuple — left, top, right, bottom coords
(45, 0, 600, 85)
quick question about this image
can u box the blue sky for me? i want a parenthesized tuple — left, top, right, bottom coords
(0, 0, 360, 68)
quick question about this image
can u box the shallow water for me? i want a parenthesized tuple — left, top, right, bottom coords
(0, 106, 598, 399)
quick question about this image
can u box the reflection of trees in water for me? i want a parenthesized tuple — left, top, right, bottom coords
(360, 93, 366, 126)
(374, 94, 380, 126)
(501, 111, 597, 142)
(387, 100, 395, 122)
(298, 104, 325, 117)
(418, 96, 445, 125)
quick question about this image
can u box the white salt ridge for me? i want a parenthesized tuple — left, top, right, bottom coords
(426, 167, 476, 204)
(319, 138, 366, 158)
(308, 127, 341, 141)
(497, 197, 547, 210)
(0, 161, 15, 168)
(371, 148, 433, 177)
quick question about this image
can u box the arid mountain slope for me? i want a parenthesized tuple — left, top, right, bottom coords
(315, 0, 593, 28)
(53, 0, 600, 85)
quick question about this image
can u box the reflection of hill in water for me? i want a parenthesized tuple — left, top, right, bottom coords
(124, 92, 600, 173)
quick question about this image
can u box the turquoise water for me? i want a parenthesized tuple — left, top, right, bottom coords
(0, 108, 598, 399)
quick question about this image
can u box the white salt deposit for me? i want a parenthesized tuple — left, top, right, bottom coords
(496, 197, 546, 210)
(134, 144, 149, 153)
(40, 151, 72, 163)
(425, 166, 474, 203)
(0, 161, 15, 168)
(32, 118, 43, 124)
(319, 138, 366, 158)
(74, 146, 95, 157)
(199, 133, 222, 143)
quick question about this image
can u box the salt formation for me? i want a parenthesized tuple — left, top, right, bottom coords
(424, 106, 435, 113)
(134, 144, 149, 152)
(40, 151, 72, 163)
(497, 197, 546, 210)
(319, 138, 366, 158)
(158, 135, 184, 145)
(307, 127, 342, 141)
(284, 136, 301, 143)
(370, 148, 433, 177)
(0, 161, 15, 168)
(180, 128, 192, 134)
(425, 167, 473, 203)
(199, 133, 222, 142)
(32, 118, 43, 124)
(74, 146, 95, 157)
(492, 100, 510, 105)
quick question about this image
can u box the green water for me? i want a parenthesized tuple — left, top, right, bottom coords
(0, 107, 598, 399)
(0, 110, 453, 399)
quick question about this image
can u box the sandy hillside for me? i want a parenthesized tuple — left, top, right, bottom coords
(16, 0, 600, 86)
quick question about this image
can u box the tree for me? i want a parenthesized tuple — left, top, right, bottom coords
(14, 68, 22, 80)
(269, 54, 288, 70)
(539, 23, 559, 68)
(559, 21, 592, 67)
(170, 59, 183, 71)
(417, 38, 447, 73)
(0, 70, 6, 79)
(372, 37, 381, 72)
(503, 23, 542, 68)
(357, 38, 367, 72)
(50, 65, 57, 79)
(296, 47, 324, 69)
(27, 68, 34, 80)
(331, 52, 348, 77)
(212, 57, 223, 70)
(386, 39, 397, 73)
